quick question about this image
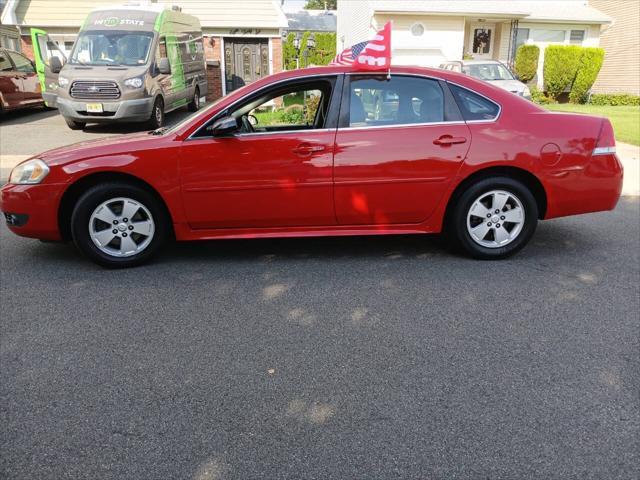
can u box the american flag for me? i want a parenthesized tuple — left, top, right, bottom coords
(329, 21, 392, 70)
(330, 41, 368, 66)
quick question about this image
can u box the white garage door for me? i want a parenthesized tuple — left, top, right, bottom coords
(392, 48, 447, 68)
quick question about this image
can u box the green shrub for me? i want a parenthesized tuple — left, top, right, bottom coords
(514, 44, 540, 83)
(569, 47, 605, 103)
(543, 45, 582, 100)
(590, 93, 640, 106)
(283, 31, 337, 70)
(530, 86, 555, 105)
(281, 105, 305, 124)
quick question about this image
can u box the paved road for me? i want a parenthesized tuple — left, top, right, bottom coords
(1, 197, 638, 479)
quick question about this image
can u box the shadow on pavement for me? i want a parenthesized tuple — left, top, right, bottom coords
(0, 107, 59, 125)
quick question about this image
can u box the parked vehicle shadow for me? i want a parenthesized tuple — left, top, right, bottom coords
(0, 107, 58, 125)
(80, 109, 197, 135)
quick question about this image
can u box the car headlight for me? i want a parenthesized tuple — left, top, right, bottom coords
(521, 86, 532, 99)
(9, 159, 50, 185)
(58, 76, 69, 87)
(124, 76, 144, 89)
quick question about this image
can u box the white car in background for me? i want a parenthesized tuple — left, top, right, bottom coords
(440, 60, 532, 100)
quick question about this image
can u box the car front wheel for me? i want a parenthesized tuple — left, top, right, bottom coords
(450, 177, 538, 259)
(70, 183, 168, 268)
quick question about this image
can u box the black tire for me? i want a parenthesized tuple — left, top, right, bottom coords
(187, 87, 200, 112)
(146, 97, 164, 130)
(70, 182, 169, 268)
(65, 118, 86, 130)
(449, 176, 538, 260)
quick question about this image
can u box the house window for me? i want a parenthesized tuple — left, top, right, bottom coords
(410, 23, 425, 37)
(531, 29, 566, 43)
(511, 28, 530, 59)
(570, 30, 585, 44)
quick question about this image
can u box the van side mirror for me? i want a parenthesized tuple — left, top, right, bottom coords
(157, 57, 171, 74)
(209, 116, 238, 136)
(50, 56, 63, 74)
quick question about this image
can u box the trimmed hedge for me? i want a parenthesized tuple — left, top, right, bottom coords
(513, 44, 539, 83)
(543, 45, 582, 100)
(283, 31, 337, 70)
(590, 93, 640, 106)
(569, 47, 605, 103)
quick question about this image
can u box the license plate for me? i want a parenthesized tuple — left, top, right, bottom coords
(86, 103, 103, 113)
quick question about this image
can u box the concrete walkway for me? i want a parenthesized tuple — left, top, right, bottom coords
(1, 142, 639, 195)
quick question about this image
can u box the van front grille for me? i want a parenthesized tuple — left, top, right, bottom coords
(70, 80, 121, 100)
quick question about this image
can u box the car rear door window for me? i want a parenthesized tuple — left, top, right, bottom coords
(348, 75, 447, 127)
(448, 83, 500, 121)
(0, 52, 13, 72)
(7, 52, 35, 73)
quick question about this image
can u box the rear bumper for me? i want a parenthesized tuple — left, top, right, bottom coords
(57, 96, 154, 123)
(544, 153, 623, 219)
(0, 183, 64, 240)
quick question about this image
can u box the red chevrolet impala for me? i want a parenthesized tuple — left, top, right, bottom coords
(1, 66, 623, 267)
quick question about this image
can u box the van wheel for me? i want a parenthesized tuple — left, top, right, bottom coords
(147, 97, 164, 130)
(70, 182, 169, 268)
(188, 87, 200, 112)
(449, 177, 538, 260)
(65, 118, 86, 130)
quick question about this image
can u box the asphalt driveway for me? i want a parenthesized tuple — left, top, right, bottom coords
(1, 198, 638, 479)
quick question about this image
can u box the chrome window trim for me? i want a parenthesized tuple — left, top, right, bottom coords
(187, 73, 339, 141)
(338, 121, 467, 132)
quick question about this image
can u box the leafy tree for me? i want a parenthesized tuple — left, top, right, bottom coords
(304, 0, 336, 9)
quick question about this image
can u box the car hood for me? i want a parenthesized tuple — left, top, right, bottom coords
(37, 131, 163, 167)
(486, 79, 528, 94)
(59, 64, 149, 84)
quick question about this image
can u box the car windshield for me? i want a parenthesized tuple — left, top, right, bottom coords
(463, 63, 514, 81)
(70, 30, 154, 66)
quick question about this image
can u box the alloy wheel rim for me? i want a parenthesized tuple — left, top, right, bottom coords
(88, 197, 155, 258)
(194, 92, 199, 109)
(155, 105, 162, 124)
(466, 190, 525, 248)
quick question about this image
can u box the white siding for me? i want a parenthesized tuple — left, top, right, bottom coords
(372, 13, 464, 66)
(336, 0, 373, 51)
(10, 0, 287, 29)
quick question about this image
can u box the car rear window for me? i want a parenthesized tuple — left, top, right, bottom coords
(0, 52, 13, 72)
(448, 83, 500, 121)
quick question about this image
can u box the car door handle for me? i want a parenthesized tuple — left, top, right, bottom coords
(293, 143, 326, 155)
(433, 135, 467, 146)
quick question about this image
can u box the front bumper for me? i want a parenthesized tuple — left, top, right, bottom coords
(42, 91, 58, 108)
(0, 183, 65, 240)
(57, 96, 154, 123)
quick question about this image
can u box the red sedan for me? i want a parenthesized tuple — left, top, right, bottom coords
(1, 66, 623, 267)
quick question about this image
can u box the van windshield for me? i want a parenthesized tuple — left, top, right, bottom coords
(70, 30, 154, 66)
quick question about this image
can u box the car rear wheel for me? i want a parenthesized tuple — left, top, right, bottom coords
(147, 97, 164, 130)
(65, 118, 86, 130)
(188, 87, 200, 112)
(70, 183, 168, 268)
(450, 177, 538, 259)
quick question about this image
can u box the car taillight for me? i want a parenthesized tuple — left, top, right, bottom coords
(593, 119, 616, 155)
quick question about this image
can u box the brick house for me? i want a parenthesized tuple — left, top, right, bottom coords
(0, 0, 288, 101)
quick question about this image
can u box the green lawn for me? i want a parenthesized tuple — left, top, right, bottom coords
(544, 104, 640, 146)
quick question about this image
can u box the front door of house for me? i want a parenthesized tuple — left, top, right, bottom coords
(224, 39, 269, 92)
(468, 24, 495, 59)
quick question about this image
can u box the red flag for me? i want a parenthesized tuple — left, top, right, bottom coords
(354, 21, 392, 71)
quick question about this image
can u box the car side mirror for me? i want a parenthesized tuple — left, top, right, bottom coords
(50, 56, 63, 74)
(157, 57, 171, 75)
(210, 116, 238, 137)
